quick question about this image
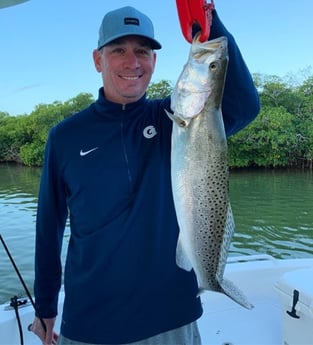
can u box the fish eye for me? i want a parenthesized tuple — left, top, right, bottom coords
(209, 62, 218, 71)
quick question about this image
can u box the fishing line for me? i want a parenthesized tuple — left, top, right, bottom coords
(0, 234, 47, 332)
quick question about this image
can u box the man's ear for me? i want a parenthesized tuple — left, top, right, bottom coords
(93, 49, 103, 73)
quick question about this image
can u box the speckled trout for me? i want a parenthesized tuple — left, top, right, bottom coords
(166, 36, 253, 309)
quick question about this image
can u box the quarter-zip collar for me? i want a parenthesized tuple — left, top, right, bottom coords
(93, 87, 148, 121)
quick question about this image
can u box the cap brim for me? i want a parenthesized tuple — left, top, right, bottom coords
(99, 33, 162, 50)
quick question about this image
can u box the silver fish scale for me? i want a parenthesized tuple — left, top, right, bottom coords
(182, 113, 231, 291)
(167, 36, 253, 309)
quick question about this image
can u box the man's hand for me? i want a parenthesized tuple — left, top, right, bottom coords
(30, 316, 58, 345)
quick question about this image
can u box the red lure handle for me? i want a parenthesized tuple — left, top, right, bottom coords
(176, 0, 215, 43)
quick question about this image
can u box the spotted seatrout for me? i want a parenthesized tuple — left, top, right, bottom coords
(166, 36, 253, 309)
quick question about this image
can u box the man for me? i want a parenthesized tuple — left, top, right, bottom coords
(31, 6, 260, 345)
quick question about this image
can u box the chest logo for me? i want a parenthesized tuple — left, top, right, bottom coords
(143, 125, 157, 139)
(80, 147, 99, 156)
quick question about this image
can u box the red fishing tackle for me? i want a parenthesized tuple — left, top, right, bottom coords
(176, 0, 215, 43)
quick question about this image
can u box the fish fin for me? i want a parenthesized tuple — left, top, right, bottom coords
(220, 278, 254, 310)
(175, 232, 193, 271)
(165, 109, 189, 128)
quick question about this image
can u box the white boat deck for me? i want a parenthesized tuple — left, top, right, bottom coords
(1, 254, 313, 345)
(199, 255, 313, 345)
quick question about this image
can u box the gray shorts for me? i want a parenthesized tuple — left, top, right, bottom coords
(57, 321, 202, 345)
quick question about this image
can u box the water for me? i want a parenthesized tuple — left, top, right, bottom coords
(229, 169, 313, 258)
(0, 164, 41, 304)
(0, 164, 312, 304)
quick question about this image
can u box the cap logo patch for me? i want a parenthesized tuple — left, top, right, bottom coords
(124, 17, 140, 26)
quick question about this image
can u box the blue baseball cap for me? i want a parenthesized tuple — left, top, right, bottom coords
(97, 6, 162, 50)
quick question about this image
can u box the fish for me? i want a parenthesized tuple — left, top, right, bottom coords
(166, 35, 253, 309)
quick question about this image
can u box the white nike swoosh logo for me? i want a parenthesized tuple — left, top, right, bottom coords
(80, 147, 99, 156)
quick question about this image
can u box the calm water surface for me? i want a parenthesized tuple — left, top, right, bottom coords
(0, 164, 312, 303)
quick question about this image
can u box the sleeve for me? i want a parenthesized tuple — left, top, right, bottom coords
(209, 10, 260, 136)
(34, 126, 68, 318)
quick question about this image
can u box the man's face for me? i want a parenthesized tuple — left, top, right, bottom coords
(93, 35, 157, 104)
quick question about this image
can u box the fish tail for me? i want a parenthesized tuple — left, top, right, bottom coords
(220, 278, 254, 310)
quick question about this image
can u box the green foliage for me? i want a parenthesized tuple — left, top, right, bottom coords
(147, 80, 173, 99)
(19, 142, 45, 167)
(229, 106, 297, 168)
(1, 74, 313, 169)
(0, 93, 94, 166)
(0, 115, 24, 162)
(294, 76, 313, 167)
(229, 73, 313, 169)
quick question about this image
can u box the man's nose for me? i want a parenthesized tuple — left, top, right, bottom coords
(124, 52, 140, 68)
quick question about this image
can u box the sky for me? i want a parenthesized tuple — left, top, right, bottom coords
(1, 0, 312, 115)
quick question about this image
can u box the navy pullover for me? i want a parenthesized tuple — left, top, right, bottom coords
(34, 11, 260, 344)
